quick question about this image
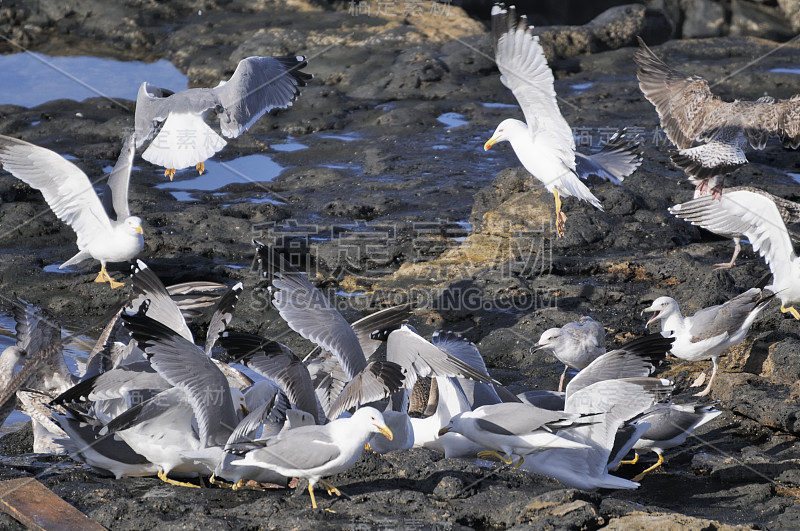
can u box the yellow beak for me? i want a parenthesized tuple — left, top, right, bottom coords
(438, 426, 452, 436)
(484, 136, 498, 151)
(376, 424, 393, 441)
(134, 225, 143, 235)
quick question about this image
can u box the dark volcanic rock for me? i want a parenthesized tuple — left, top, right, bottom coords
(680, 0, 726, 38)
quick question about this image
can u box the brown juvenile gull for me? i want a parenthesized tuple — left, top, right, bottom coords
(634, 37, 800, 198)
(669, 186, 800, 270)
(483, 3, 603, 237)
(644, 288, 773, 396)
(0, 134, 142, 288)
(135, 56, 312, 180)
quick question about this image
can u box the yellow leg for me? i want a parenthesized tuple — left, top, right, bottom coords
(308, 483, 317, 509)
(94, 264, 125, 289)
(781, 305, 800, 320)
(209, 474, 231, 489)
(631, 453, 664, 482)
(318, 479, 342, 497)
(617, 452, 640, 467)
(209, 474, 251, 490)
(196, 161, 205, 175)
(165, 168, 176, 180)
(158, 469, 201, 488)
(553, 188, 567, 237)
(512, 455, 524, 469)
(477, 450, 514, 465)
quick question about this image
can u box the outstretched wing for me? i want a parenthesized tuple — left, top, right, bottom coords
(670, 190, 797, 286)
(0, 135, 111, 250)
(213, 56, 312, 139)
(101, 132, 136, 221)
(634, 38, 723, 149)
(491, 5, 575, 166)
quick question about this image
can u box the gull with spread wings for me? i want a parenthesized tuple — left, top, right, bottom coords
(670, 190, 800, 319)
(135, 55, 312, 180)
(484, 4, 624, 237)
(634, 37, 800, 198)
(0, 134, 143, 288)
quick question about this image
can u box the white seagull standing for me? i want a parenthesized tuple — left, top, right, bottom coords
(484, 4, 603, 237)
(0, 134, 143, 288)
(230, 406, 393, 509)
(644, 288, 773, 396)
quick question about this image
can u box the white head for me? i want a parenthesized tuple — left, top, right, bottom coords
(484, 118, 527, 150)
(437, 411, 464, 437)
(643, 297, 681, 327)
(124, 216, 144, 235)
(532, 327, 562, 352)
(0, 345, 26, 366)
(0, 346, 26, 381)
(353, 406, 393, 441)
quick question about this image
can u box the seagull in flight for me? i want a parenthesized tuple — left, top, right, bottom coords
(484, 4, 605, 237)
(634, 37, 800, 198)
(135, 55, 312, 180)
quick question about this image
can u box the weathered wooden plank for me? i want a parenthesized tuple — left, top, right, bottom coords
(0, 478, 106, 531)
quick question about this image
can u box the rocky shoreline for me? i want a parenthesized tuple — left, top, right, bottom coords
(0, 0, 798, 529)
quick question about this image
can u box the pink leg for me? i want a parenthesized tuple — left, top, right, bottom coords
(558, 365, 568, 393)
(693, 356, 719, 397)
(713, 238, 741, 270)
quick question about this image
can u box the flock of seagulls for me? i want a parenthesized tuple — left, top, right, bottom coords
(0, 1, 797, 511)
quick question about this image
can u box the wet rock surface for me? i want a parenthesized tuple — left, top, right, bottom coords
(0, 0, 799, 529)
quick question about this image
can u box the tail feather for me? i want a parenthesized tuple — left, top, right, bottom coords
(576, 128, 643, 185)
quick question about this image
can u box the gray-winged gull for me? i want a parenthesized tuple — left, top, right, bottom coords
(518, 335, 674, 489)
(230, 406, 392, 509)
(532, 316, 606, 392)
(484, 4, 605, 237)
(52, 405, 161, 479)
(670, 187, 800, 270)
(620, 401, 722, 481)
(438, 402, 592, 468)
(521, 377, 674, 490)
(634, 37, 800, 197)
(0, 134, 142, 288)
(386, 324, 500, 411)
(563, 333, 672, 397)
(644, 288, 773, 396)
(221, 331, 325, 424)
(303, 303, 413, 416)
(254, 242, 406, 420)
(430, 329, 520, 407)
(119, 310, 244, 486)
(135, 56, 312, 179)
